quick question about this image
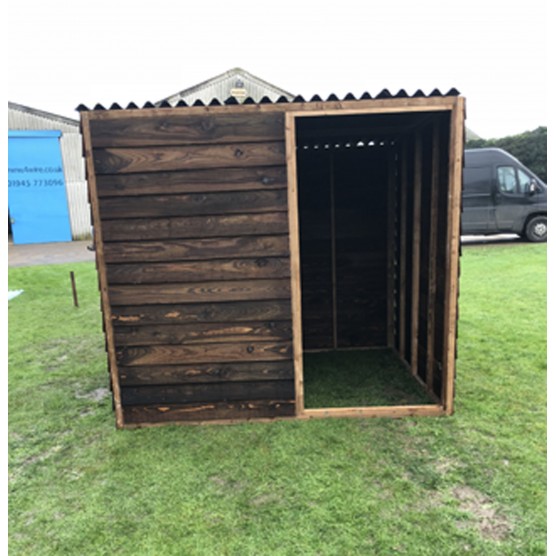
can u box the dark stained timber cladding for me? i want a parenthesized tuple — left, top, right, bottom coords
(102, 212, 289, 242)
(98, 189, 288, 219)
(114, 320, 292, 346)
(111, 300, 292, 326)
(106, 257, 291, 284)
(120, 380, 295, 406)
(116, 341, 292, 366)
(119, 361, 294, 386)
(433, 113, 452, 399)
(95, 166, 287, 197)
(123, 400, 295, 424)
(103, 235, 289, 264)
(89, 112, 285, 148)
(108, 279, 291, 305)
(93, 141, 285, 174)
(86, 109, 295, 425)
(416, 125, 433, 383)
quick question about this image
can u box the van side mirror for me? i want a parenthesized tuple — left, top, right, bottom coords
(528, 181, 538, 195)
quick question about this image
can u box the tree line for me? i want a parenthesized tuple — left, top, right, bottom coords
(466, 126, 547, 183)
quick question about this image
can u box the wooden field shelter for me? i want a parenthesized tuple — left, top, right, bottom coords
(79, 89, 465, 428)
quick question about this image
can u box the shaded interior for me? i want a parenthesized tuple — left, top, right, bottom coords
(296, 111, 451, 407)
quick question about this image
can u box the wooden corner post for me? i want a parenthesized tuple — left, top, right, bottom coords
(80, 113, 125, 428)
(442, 98, 465, 414)
(285, 112, 304, 416)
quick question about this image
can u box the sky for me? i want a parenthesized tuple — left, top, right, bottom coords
(7, 0, 547, 140)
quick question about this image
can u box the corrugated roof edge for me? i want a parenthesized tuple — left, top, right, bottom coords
(75, 88, 460, 112)
(10, 101, 80, 126)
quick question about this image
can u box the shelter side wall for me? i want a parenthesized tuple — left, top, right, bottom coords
(87, 111, 295, 425)
(394, 113, 453, 401)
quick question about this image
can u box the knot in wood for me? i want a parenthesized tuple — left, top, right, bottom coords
(255, 258, 268, 268)
(246, 345, 254, 354)
(234, 148, 244, 159)
(261, 176, 274, 185)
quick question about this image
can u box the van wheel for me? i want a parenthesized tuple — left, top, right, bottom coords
(524, 216, 547, 242)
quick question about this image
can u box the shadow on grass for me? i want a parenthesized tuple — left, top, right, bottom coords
(303, 349, 434, 408)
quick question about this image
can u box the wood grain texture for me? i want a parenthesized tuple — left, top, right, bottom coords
(102, 212, 288, 242)
(106, 257, 290, 284)
(99, 189, 287, 219)
(116, 341, 292, 366)
(109, 279, 291, 305)
(285, 112, 305, 416)
(96, 166, 287, 197)
(93, 141, 285, 174)
(111, 300, 292, 326)
(443, 98, 465, 414)
(301, 404, 444, 419)
(123, 399, 296, 424)
(80, 113, 125, 428)
(114, 320, 292, 346)
(103, 235, 289, 264)
(120, 380, 294, 405)
(89, 112, 285, 148)
(119, 361, 294, 385)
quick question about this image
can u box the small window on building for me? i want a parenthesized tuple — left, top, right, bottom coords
(497, 166, 519, 194)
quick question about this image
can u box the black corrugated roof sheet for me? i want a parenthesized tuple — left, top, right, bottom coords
(76, 88, 460, 112)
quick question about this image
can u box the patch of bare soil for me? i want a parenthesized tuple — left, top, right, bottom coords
(453, 486, 512, 541)
(76, 387, 110, 402)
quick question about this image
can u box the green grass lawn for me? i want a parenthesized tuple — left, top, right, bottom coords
(303, 350, 434, 408)
(8, 243, 546, 555)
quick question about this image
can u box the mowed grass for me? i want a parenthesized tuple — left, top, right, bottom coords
(303, 350, 433, 408)
(8, 243, 546, 555)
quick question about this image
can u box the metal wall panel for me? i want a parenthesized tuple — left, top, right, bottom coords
(9, 105, 90, 240)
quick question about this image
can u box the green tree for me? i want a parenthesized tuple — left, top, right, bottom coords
(467, 127, 547, 183)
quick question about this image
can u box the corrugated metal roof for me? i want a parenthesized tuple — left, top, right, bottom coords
(9, 101, 80, 131)
(76, 88, 460, 112)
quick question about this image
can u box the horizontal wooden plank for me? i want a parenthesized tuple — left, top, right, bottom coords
(106, 257, 290, 284)
(104, 235, 289, 263)
(109, 279, 291, 305)
(116, 341, 292, 366)
(89, 112, 285, 148)
(119, 361, 294, 385)
(96, 166, 287, 197)
(93, 141, 285, 174)
(123, 399, 296, 424)
(102, 212, 289, 242)
(301, 405, 444, 419)
(111, 300, 292, 326)
(120, 380, 294, 405)
(114, 320, 292, 346)
(99, 189, 288, 220)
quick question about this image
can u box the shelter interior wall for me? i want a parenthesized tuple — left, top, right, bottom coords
(295, 111, 452, 402)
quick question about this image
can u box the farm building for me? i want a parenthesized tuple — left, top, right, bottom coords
(80, 87, 465, 428)
(8, 102, 90, 243)
(158, 67, 294, 106)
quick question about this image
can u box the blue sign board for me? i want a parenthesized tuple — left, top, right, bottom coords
(8, 130, 72, 244)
